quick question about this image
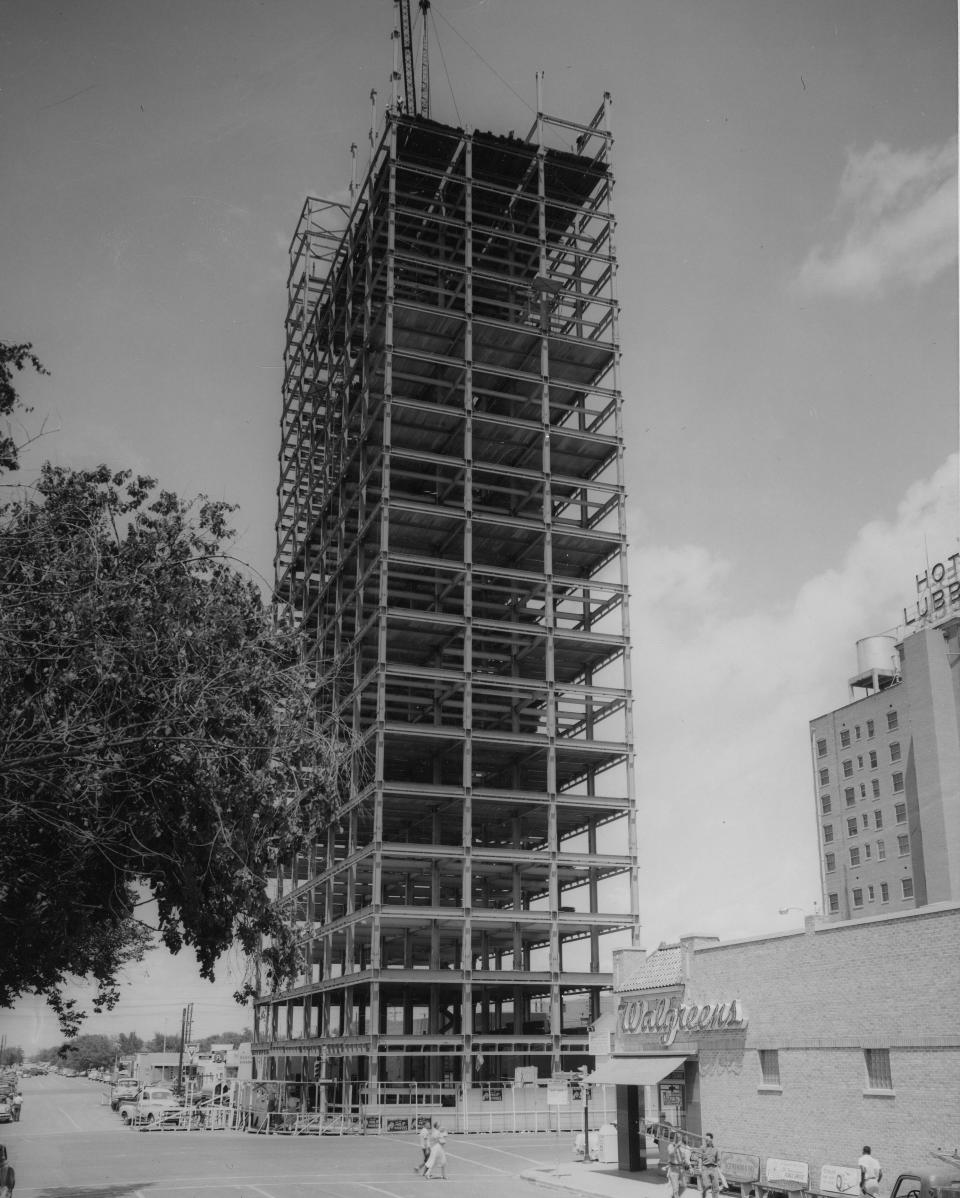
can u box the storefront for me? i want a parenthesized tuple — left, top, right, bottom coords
(590, 903, 960, 1186)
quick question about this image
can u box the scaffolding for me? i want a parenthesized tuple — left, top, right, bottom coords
(260, 93, 639, 1115)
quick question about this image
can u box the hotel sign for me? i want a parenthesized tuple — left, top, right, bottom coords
(904, 555, 960, 630)
(766, 1159, 809, 1189)
(617, 995, 747, 1047)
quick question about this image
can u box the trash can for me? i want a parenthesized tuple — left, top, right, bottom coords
(598, 1123, 619, 1164)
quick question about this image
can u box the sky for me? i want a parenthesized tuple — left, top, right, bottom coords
(1, 0, 957, 1052)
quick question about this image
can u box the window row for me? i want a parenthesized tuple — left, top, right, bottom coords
(822, 807, 907, 843)
(826, 880, 913, 912)
(757, 1048, 893, 1091)
(820, 768, 903, 791)
(816, 712, 898, 758)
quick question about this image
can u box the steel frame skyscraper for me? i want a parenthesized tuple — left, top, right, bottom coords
(258, 93, 640, 1108)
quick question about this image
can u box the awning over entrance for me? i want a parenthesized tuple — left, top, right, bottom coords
(586, 1056, 686, 1086)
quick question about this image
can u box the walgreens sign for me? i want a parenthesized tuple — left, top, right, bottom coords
(617, 995, 747, 1048)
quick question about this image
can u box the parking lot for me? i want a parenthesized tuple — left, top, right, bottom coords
(1, 1074, 591, 1198)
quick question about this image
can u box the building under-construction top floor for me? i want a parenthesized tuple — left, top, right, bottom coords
(259, 86, 640, 1111)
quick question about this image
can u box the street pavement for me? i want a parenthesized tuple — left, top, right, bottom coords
(1, 1073, 671, 1198)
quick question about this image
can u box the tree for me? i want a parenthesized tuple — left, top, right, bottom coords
(0, 463, 355, 1033)
(117, 1032, 144, 1056)
(1, 340, 47, 473)
(58, 1034, 115, 1072)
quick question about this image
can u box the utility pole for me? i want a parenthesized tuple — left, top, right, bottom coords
(176, 1003, 193, 1096)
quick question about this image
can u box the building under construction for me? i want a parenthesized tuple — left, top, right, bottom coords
(257, 32, 640, 1117)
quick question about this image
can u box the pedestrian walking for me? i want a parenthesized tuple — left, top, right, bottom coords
(424, 1120, 448, 1180)
(859, 1147, 883, 1196)
(667, 1133, 688, 1198)
(699, 1133, 722, 1198)
(414, 1121, 431, 1175)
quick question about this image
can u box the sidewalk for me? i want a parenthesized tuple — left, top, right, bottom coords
(522, 1158, 671, 1198)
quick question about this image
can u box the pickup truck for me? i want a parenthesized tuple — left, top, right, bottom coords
(120, 1087, 181, 1128)
(887, 1165, 960, 1198)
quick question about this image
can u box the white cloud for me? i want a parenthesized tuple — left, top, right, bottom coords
(632, 453, 959, 946)
(796, 138, 958, 297)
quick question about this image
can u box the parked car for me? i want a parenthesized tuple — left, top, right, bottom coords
(122, 1087, 181, 1128)
(110, 1078, 141, 1111)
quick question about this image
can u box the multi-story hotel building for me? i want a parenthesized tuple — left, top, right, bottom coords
(256, 87, 640, 1114)
(811, 563, 960, 922)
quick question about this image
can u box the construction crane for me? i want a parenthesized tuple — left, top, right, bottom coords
(395, 0, 431, 117)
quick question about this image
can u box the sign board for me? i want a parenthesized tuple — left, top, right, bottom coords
(660, 1083, 683, 1107)
(820, 1166, 862, 1195)
(766, 1159, 810, 1189)
(721, 1153, 761, 1185)
(515, 1067, 537, 1086)
(364, 1115, 381, 1131)
(546, 1087, 569, 1105)
(386, 1117, 410, 1133)
(590, 1031, 613, 1057)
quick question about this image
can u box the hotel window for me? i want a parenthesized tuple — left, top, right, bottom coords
(825, 852, 836, 873)
(849, 847, 860, 866)
(889, 742, 901, 762)
(866, 720, 874, 737)
(872, 779, 880, 798)
(856, 725, 862, 740)
(901, 877, 914, 899)
(892, 772, 904, 793)
(860, 783, 866, 798)
(880, 881, 889, 902)
(852, 887, 863, 909)
(864, 842, 872, 859)
(845, 787, 855, 807)
(895, 802, 907, 823)
(820, 795, 832, 815)
(864, 1049, 893, 1091)
(861, 813, 869, 829)
(840, 729, 850, 748)
(847, 817, 858, 837)
(869, 750, 877, 769)
(877, 839, 886, 861)
(824, 824, 834, 844)
(819, 767, 830, 786)
(887, 711, 898, 731)
(828, 892, 840, 913)
(843, 760, 853, 778)
(874, 810, 883, 830)
(758, 1050, 781, 1086)
(867, 885, 875, 901)
(817, 738, 828, 757)
(897, 834, 910, 856)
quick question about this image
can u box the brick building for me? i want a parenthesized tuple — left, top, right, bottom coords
(593, 903, 960, 1185)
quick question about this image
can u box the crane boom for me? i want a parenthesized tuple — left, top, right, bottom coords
(419, 0, 431, 119)
(396, 0, 417, 115)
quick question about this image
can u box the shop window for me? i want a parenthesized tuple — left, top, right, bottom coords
(877, 839, 885, 861)
(819, 767, 830, 786)
(828, 892, 840, 913)
(892, 772, 904, 793)
(866, 720, 874, 737)
(823, 824, 834, 844)
(758, 1049, 781, 1086)
(847, 817, 858, 837)
(871, 779, 880, 798)
(869, 751, 877, 769)
(864, 1048, 893, 1091)
(845, 788, 855, 807)
(901, 877, 914, 899)
(874, 811, 883, 830)
(842, 760, 853, 778)
(849, 847, 860, 866)
(817, 738, 828, 757)
(825, 852, 836, 873)
(887, 711, 898, 731)
(839, 730, 850, 748)
(889, 742, 901, 762)
(897, 834, 910, 857)
(880, 882, 889, 902)
(852, 888, 863, 908)
(895, 802, 907, 823)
